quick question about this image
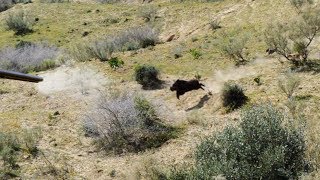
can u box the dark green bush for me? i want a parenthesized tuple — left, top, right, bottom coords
(168, 104, 307, 179)
(108, 57, 124, 70)
(221, 83, 248, 111)
(134, 65, 162, 89)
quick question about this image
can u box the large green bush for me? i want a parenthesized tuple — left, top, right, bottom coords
(168, 104, 307, 179)
(134, 65, 162, 89)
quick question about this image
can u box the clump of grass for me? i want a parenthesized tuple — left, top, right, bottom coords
(209, 19, 221, 30)
(189, 48, 201, 59)
(108, 57, 124, 70)
(172, 46, 183, 59)
(221, 83, 248, 111)
(5, 10, 35, 35)
(83, 94, 180, 154)
(134, 65, 162, 90)
(0, 42, 60, 73)
(168, 104, 308, 179)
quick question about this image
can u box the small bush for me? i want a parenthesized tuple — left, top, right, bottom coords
(278, 73, 301, 99)
(83, 94, 179, 154)
(172, 47, 183, 59)
(115, 26, 159, 51)
(0, 0, 31, 12)
(5, 10, 34, 35)
(0, 0, 14, 12)
(209, 20, 221, 30)
(189, 49, 201, 59)
(134, 65, 162, 89)
(21, 128, 42, 157)
(168, 104, 308, 179)
(0, 132, 20, 178)
(219, 31, 250, 65)
(139, 5, 157, 22)
(0, 42, 60, 73)
(221, 83, 248, 111)
(108, 57, 124, 70)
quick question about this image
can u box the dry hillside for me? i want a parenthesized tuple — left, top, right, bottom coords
(0, 0, 320, 179)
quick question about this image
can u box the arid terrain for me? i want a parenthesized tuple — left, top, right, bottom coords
(0, 0, 320, 179)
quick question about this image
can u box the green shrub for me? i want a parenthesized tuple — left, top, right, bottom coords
(5, 10, 34, 35)
(108, 57, 124, 70)
(83, 94, 180, 154)
(221, 83, 248, 111)
(168, 104, 307, 179)
(134, 65, 162, 89)
(189, 49, 201, 59)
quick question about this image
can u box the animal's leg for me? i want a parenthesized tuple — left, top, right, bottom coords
(176, 92, 180, 99)
(200, 83, 205, 90)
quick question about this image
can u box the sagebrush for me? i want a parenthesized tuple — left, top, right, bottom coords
(83, 94, 179, 154)
(168, 104, 308, 179)
(0, 42, 60, 73)
(5, 10, 34, 35)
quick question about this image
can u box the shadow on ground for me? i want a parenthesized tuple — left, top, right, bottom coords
(186, 94, 211, 111)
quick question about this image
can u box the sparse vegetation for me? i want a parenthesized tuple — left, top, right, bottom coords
(219, 30, 250, 65)
(5, 10, 35, 35)
(0, 128, 41, 179)
(83, 94, 179, 154)
(139, 5, 157, 22)
(278, 72, 301, 99)
(221, 83, 248, 111)
(0, 0, 31, 12)
(0, 42, 60, 73)
(135, 65, 162, 89)
(265, 4, 320, 68)
(168, 104, 308, 179)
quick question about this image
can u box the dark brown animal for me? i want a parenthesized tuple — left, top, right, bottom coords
(170, 79, 205, 99)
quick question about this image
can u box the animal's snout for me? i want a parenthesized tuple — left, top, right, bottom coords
(170, 86, 175, 91)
